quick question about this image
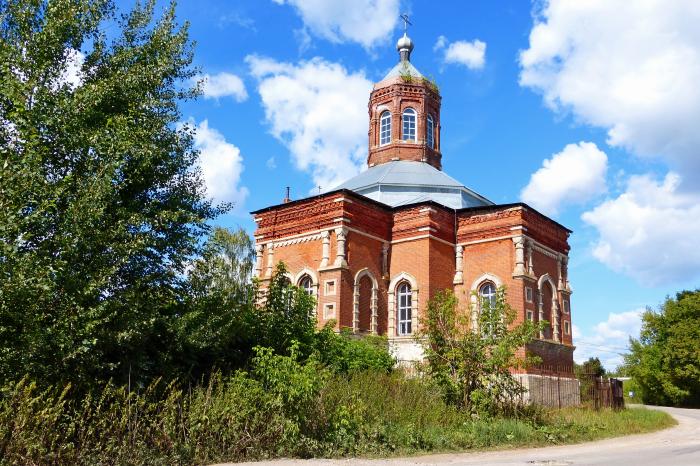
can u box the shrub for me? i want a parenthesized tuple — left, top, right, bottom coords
(419, 288, 543, 415)
(313, 324, 395, 374)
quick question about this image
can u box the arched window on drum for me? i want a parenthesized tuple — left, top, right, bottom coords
(397, 282, 412, 335)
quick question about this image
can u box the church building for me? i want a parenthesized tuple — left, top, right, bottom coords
(251, 30, 576, 385)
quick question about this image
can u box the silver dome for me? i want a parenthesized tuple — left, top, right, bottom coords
(396, 32, 414, 52)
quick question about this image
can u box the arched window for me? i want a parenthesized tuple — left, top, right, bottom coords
(479, 282, 497, 336)
(479, 282, 497, 310)
(402, 108, 416, 141)
(397, 282, 412, 335)
(380, 111, 391, 145)
(426, 114, 434, 149)
(298, 275, 313, 295)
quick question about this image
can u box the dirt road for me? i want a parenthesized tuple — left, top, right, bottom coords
(219, 406, 700, 466)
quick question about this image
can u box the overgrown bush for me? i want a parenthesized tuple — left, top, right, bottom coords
(314, 325, 395, 374)
(419, 288, 544, 416)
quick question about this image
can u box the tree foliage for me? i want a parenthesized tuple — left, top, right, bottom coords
(575, 357, 606, 379)
(419, 288, 543, 415)
(314, 326, 395, 374)
(0, 0, 222, 390)
(624, 290, 700, 407)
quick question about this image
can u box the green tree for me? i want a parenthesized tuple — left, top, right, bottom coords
(419, 288, 543, 414)
(0, 0, 222, 390)
(188, 227, 255, 298)
(175, 227, 255, 378)
(625, 290, 700, 407)
(254, 263, 318, 358)
(575, 357, 606, 378)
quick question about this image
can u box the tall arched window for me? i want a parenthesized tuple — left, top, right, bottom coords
(298, 275, 313, 295)
(402, 108, 416, 141)
(397, 282, 412, 335)
(479, 282, 497, 336)
(426, 114, 434, 149)
(479, 282, 497, 310)
(380, 111, 391, 145)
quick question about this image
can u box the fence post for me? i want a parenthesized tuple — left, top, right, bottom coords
(557, 371, 561, 409)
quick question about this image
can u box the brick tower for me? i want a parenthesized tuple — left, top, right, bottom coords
(251, 28, 578, 404)
(367, 32, 442, 169)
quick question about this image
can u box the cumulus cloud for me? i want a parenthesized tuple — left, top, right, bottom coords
(582, 173, 700, 285)
(434, 35, 486, 70)
(246, 55, 372, 190)
(519, 0, 700, 186)
(272, 0, 399, 49)
(196, 72, 248, 102)
(521, 141, 608, 216)
(574, 309, 644, 369)
(190, 119, 248, 207)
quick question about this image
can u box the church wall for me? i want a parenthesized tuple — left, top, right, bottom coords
(387, 236, 429, 361)
(252, 194, 576, 377)
(427, 238, 456, 301)
(345, 230, 388, 334)
(270, 238, 323, 274)
(457, 238, 524, 322)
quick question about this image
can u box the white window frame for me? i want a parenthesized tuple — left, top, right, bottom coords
(479, 282, 497, 310)
(525, 286, 533, 303)
(298, 275, 314, 295)
(380, 111, 391, 146)
(426, 114, 434, 149)
(479, 282, 498, 336)
(564, 321, 571, 335)
(526, 310, 534, 321)
(397, 282, 412, 335)
(323, 303, 335, 319)
(324, 279, 336, 296)
(402, 108, 416, 141)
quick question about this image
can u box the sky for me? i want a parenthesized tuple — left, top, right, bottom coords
(114, 0, 700, 370)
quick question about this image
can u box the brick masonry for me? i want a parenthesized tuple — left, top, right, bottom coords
(250, 48, 575, 378)
(252, 193, 575, 377)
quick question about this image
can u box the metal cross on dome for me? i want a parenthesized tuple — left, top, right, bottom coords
(400, 13, 412, 33)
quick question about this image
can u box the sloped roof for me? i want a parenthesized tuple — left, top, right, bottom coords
(333, 161, 493, 209)
(382, 60, 424, 81)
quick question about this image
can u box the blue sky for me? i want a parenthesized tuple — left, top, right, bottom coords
(117, 0, 700, 369)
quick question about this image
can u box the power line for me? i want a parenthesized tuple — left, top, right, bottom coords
(575, 339, 629, 351)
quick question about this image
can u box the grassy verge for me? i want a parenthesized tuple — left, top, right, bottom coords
(0, 371, 676, 465)
(331, 403, 677, 457)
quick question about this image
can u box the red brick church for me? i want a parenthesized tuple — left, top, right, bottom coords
(251, 30, 576, 389)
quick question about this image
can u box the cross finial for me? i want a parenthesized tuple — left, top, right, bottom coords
(400, 13, 412, 34)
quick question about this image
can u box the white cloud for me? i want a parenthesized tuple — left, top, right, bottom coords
(433, 35, 447, 52)
(582, 172, 700, 285)
(266, 157, 277, 169)
(519, 0, 700, 186)
(521, 141, 608, 216)
(574, 309, 644, 370)
(196, 72, 248, 102)
(272, 0, 399, 49)
(436, 37, 486, 70)
(246, 55, 372, 190)
(190, 119, 248, 207)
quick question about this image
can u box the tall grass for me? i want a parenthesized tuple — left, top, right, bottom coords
(0, 372, 675, 465)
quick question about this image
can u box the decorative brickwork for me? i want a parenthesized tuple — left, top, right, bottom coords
(368, 79, 442, 169)
(250, 33, 576, 378)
